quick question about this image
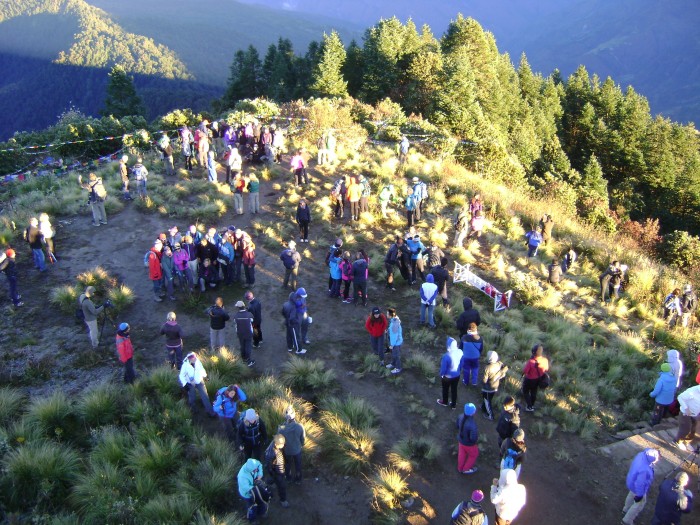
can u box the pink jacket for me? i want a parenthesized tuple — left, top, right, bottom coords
(173, 250, 189, 271)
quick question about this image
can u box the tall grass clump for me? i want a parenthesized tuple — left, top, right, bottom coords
(387, 436, 442, 472)
(368, 467, 412, 524)
(71, 462, 136, 524)
(126, 437, 183, 482)
(404, 351, 436, 383)
(134, 365, 181, 399)
(322, 396, 380, 429)
(77, 383, 122, 428)
(24, 391, 79, 442)
(200, 348, 252, 385)
(90, 427, 132, 466)
(139, 493, 198, 524)
(0, 387, 25, 427)
(76, 266, 116, 292)
(107, 284, 136, 313)
(3, 441, 81, 510)
(49, 284, 80, 315)
(191, 511, 247, 525)
(280, 356, 337, 393)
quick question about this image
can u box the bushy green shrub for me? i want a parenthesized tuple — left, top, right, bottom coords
(661, 230, 700, 271)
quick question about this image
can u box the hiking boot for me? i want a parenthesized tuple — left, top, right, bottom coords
(436, 399, 448, 407)
(288, 348, 294, 353)
(462, 467, 478, 474)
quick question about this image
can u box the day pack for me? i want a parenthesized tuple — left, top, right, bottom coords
(157, 135, 169, 150)
(502, 448, 518, 470)
(144, 250, 155, 268)
(264, 442, 277, 473)
(450, 503, 485, 525)
(92, 180, 107, 200)
(280, 250, 295, 269)
(664, 294, 676, 310)
(75, 297, 87, 322)
(212, 393, 224, 415)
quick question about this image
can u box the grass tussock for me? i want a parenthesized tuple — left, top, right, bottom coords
(0, 387, 25, 427)
(280, 356, 338, 393)
(388, 436, 442, 472)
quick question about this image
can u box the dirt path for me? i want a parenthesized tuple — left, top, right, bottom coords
(0, 162, 654, 524)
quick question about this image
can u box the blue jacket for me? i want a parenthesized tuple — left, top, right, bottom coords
(650, 371, 677, 405)
(406, 239, 425, 261)
(405, 194, 417, 211)
(329, 255, 342, 280)
(440, 337, 463, 378)
(626, 449, 658, 497)
(237, 458, 264, 498)
(653, 477, 693, 523)
(460, 333, 484, 360)
(456, 414, 478, 446)
(525, 230, 542, 247)
(213, 386, 247, 418)
(388, 317, 403, 346)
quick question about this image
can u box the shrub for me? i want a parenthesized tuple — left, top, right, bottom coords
(191, 511, 247, 525)
(368, 467, 412, 524)
(107, 284, 136, 313)
(90, 427, 132, 466)
(126, 437, 183, 481)
(200, 348, 251, 385)
(280, 356, 337, 393)
(508, 270, 544, 305)
(134, 365, 181, 399)
(139, 493, 198, 525)
(0, 387, 25, 428)
(3, 441, 81, 510)
(76, 266, 116, 293)
(404, 352, 436, 383)
(242, 376, 288, 405)
(661, 230, 700, 272)
(178, 458, 235, 512)
(71, 462, 135, 524)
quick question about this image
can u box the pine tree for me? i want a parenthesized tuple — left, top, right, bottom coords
(101, 65, 144, 118)
(221, 46, 263, 109)
(310, 31, 348, 98)
(343, 40, 364, 97)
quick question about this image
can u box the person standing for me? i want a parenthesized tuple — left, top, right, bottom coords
(282, 292, 306, 354)
(207, 297, 230, 351)
(398, 135, 409, 165)
(496, 396, 521, 448)
(80, 172, 107, 226)
(226, 145, 242, 186)
(178, 352, 216, 417)
(358, 174, 371, 214)
(23, 217, 46, 272)
(456, 298, 481, 337)
(387, 308, 403, 374)
(430, 257, 450, 308)
(406, 234, 425, 284)
(521, 344, 549, 412)
(482, 351, 509, 420)
(264, 435, 290, 508)
(290, 149, 307, 186)
(296, 199, 311, 243)
(490, 469, 527, 525)
(119, 154, 133, 200)
(499, 428, 527, 479)
(450, 490, 487, 525)
(247, 173, 261, 214)
(405, 187, 417, 229)
(147, 239, 164, 302)
(160, 246, 176, 301)
(649, 363, 676, 426)
(378, 184, 395, 219)
(131, 158, 149, 199)
(160, 312, 184, 369)
(352, 252, 369, 306)
(454, 204, 470, 248)
(180, 126, 195, 171)
(539, 214, 554, 245)
(280, 241, 302, 290)
(234, 300, 255, 367)
(621, 448, 660, 525)
(420, 274, 438, 329)
(365, 307, 389, 365)
(79, 286, 105, 350)
(277, 406, 306, 484)
(237, 458, 267, 522)
(599, 261, 622, 303)
(241, 235, 257, 286)
(0, 249, 22, 307)
(38, 213, 56, 263)
(115, 322, 136, 384)
(651, 471, 693, 525)
(206, 150, 218, 184)
(245, 291, 263, 349)
(663, 289, 683, 328)
(160, 134, 175, 176)
(438, 337, 463, 409)
(232, 173, 245, 215)
(238, 408, 268, 461)
(213, 384, 247, 443)
(680, 284, 697, 328)
(460, 323, 484, 387)
(674, 385, 700, 451)
(456, 403, 479, 474)
(411, 177, 427, 220)
(347, 176, 362, 221)
(294, 287, 312, 345)
(524, 227, 542, 257)
(384, 236, 409, 291)
(548, 258, 563, 286)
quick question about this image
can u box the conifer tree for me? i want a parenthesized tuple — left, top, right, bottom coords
(343, 40, 364, 97)
(310, 31, 348, 98)
(101, 65, 144, 118)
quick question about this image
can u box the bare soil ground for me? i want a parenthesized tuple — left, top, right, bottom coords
(0, 162, 658, 524)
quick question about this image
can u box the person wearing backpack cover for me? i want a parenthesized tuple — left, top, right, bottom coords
(621, 448, 659, 525)
(280, 241, 301, 290)
(264, 434, 290, 508)
(482, 351, 509, 420)
(450, 489, 487, 525)
(456, 403, 479, 474)
(239, 408, 268, 461)
(663, 288, 683, 328)
(277, 406, 306, 484)
(460, 323, 484, 387)
(680, 284, 697, 328)
(214, 384, 247, 444)
(115, 322, 136, 384)
(237, 457, 270, 522)
(521, 344, 549, 412)
(438, 337, 463, 409)
(496, 396, 522, 448)
(79, 172, 108, 226)
(499, 428, 527, 479)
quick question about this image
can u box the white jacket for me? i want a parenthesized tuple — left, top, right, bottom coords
(678, 385, 700, 417)
(490, 469, 526, 521)
(179, 358, 207, 386)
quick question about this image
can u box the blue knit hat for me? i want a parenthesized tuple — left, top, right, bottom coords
(119, 323, 129, 332)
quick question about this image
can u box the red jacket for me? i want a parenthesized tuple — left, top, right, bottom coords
(523, 356, 549, 380)
(365, 314, 388, 337)
(148, 247, 163, 280)
(115, 334, 134, 363)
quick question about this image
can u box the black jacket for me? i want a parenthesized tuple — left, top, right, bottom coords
(296, 205, 311, 223)
(456, 298, 481, 336)
(209, 305, 230, 330)
(248, 298, 262, 325)
(234, 310, 254, 339)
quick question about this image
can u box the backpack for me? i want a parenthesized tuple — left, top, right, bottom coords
(324, 246, 333, 267)
(212, 392, 224, 415)
(157, 135, 169, 151)
(91, 180, 107, 200)
(682, 292, 697, 311)
(264, 442, 277, 473)
(75, 296, 87, 322)
(664, 294, 677, 310)
(144, 250, 155, 268)
(450, 503, 486, 525)
(502, 448, 518, 470)
(341, 260, 353, 279)
(280, 250, 295, 269)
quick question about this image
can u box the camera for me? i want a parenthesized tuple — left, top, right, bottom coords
(104, 300, 113, 308)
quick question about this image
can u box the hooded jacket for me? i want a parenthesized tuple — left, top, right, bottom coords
(653, 477, 693, 522)
(420, 274, 438, 305)
(278, 418, 306, 456)
(365, 313, 389, 338)
(179, 355, 207, 386)
(461, 330, 484, 360)
(626, 449, 658, 497)
(115, 330, 133, 363)
(456, 298, 481, 336)
(282, 292, 299, 325)
(388, 317, 403, 347)
(237, 458, 264, 498)
(213, 385, 247, 418)
(247, 298, 262, 326)
(234, 309, 254, 339)
(440, 337, 463, 378)
(456, 413, 478, 446)
(678, 385, 700, 417)
(352, 258, 369, 283)
(490, 469, 526, 521)
(482, 351, 508, 392)
(160, 321, 183, 348)
(650, 371, 677, 405)
(666, 349, 684, 389)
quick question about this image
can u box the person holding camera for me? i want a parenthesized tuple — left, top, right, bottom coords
(622, 448, 660, 525)
(79, 172, 107, 226)
(79, 286, 108, 349)
(178, 352, 216, 417)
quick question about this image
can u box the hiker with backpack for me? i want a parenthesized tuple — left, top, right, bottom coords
(352, 252, 369, 306)
(599, 261, 622, 303)
(239, 408, 268, 461)
(496, 396, 522, 448)
(562, 247, 577, 273)
(482, 351, 509, 421)
(79, 172, 108, 226)
(325, 238, 344, 292)
(621, 448, 659, 525)
(179, 352, 216, 417)
(339, 251, 354, 303)
(79, 286, 108, 349)
(23, 218, 46, 272)
(119, 155, 133, 200)
(331, 177, 347, 219)
(539, 214, 554, 245)
(649, 363, 676, 426)
(264, 435, 290, 508)
(500, 428, 527, 479)
(547, 257, 563, 286)
(456, 403, 479, 474)
(450, 489, 487, 525)
(280, 241, 302, 290)
(384, 236, 410, 291)
(521, 344, 549, 412)
(115, 322, 136, 384)
(454, 204, 470, 248)
(663, 288, 683, 327)
(131, 158, 149, 199)
(282, 292, 306, 355)
(277, 406, 306, 483)
(405, 187, 418, 229)
(160, 311, 184, 369)
(411, 177, 427, 220)
(524, 226, 542, 257)
(651, 471, 693, 525)
(386, 308, 403, 374)
(213, 384, 247, 444)
(438, 337, 464, 409)
(158, 134, 175, 176)
(378, 184, 395, 218)
(460, 323, 484, 387)
(237, 458, 270, 522)
(0, 249, 22, 307)
(680, 284, 697, 328)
